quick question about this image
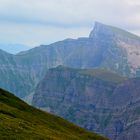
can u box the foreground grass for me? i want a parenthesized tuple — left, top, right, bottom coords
(0, 88, 108, 140)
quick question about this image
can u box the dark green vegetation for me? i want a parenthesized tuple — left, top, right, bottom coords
(0, 88, 108, 140)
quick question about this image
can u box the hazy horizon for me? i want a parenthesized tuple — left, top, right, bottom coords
(0, 0, 140, 46)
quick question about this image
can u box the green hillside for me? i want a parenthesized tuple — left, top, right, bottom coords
(0, 88, 108, 140)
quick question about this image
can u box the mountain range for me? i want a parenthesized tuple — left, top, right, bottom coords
(1, 22, 140, 100)
(1, 22, 140, 139)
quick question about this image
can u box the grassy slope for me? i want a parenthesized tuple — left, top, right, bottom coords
(80, 68, 127, 83)
(53, 66, 127, 83)
(0, 88, 108, 140)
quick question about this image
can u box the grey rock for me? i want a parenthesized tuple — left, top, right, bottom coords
(0, 22, 140, 100)
(32, 67, 140, 140)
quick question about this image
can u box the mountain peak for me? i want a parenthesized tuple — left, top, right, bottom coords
(89, 22, 111, 38)
(94, 21, 105, 28)
(89, 22, 140, 41)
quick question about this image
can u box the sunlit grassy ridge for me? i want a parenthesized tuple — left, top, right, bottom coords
(54, 65, 127, 83)
(80, 68, 127, 83)
(0, 88, 108, 140)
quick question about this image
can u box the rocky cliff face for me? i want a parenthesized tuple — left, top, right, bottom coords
(17, 22, 140, 78)
(0, 22, 140, 100)
(32, 66, 140, 140)
(0, 50, 35, 98)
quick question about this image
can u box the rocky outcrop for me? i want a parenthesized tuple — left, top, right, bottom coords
(32, 66, 140, 140)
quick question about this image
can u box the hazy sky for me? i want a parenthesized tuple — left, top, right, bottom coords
(0, 0, 140, 46)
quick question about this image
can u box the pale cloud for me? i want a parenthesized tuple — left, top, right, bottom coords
(0, 0, 139, 45)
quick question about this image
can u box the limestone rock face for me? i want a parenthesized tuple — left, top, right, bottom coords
(32, 67, 140, 140)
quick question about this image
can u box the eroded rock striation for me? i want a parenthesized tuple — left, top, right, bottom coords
(32, 66, 140, 140)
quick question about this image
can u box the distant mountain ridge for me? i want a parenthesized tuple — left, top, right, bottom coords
(0, 44, 30, 54)
(0, 22, 140, 100)
(0, 22, 140, 139)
